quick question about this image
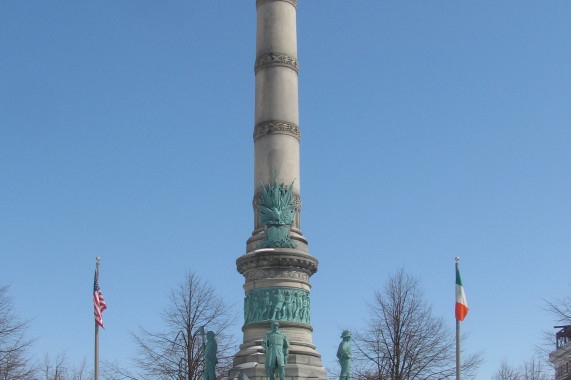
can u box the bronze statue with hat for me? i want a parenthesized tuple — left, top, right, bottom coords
(337, 330, 352, 380)
(262, 321, 290, 380)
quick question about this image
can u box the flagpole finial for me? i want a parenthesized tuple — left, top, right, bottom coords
(96, 257, 101, 262)
(455, 256, 460, 262)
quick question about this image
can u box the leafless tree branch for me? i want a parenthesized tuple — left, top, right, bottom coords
(492, 357, 549, 380)
(104, 272, 236, 380)
(0, 285, 36, 380)
(352, 269, 482, 380)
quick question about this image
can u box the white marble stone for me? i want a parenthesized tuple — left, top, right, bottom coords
(229, 1, 327, 379)
(254, 134, 300, 194)
(256, 2, 297, 57)
(254, 69, 299, 124)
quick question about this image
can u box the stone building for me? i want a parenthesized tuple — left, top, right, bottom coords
(550, 325, 571, 380)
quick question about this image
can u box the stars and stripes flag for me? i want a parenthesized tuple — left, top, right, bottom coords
(93, 267, 107, 328)
(455, 266, 468, 321)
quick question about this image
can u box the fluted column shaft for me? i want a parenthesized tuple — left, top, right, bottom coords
(253, 0, 302, 231)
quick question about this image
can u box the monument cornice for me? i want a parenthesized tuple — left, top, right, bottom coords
(256, 0, 297, 10)
(254, 52, 299, 74)
(253, 120, 301, 141)
(236, 249, 318, 275)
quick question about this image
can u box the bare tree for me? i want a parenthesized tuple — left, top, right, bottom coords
(41, 352, 68, 380)
(0, 285, 36, 380)
(536, 287, 571, 368)
(104, 272, 235, 380)
(520, 356, 548, 380)
(100, 363, 139, 380)
(493, 360, 520, 380)
(38, 352, 93, 380)
(66, 359, 91, 380)
(353, 269, 482, 380)
(492, 357, 548, 380)
(544, 291, 571, 324)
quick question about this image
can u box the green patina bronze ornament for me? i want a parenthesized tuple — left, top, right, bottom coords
(257, 171, 298, 248)
(243, 287, 311, 325)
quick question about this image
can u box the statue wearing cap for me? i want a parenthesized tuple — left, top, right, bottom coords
(262, 321, 290, 380)
(201, 330, 218, 380)
(337, 330, 352, 380)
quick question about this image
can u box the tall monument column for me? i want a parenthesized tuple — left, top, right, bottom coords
(228, 1, 327, 379)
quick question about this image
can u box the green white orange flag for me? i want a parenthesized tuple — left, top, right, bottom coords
(455, 267, 469, 321)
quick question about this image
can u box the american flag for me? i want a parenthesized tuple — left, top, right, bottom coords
(93, 268, 107, 328)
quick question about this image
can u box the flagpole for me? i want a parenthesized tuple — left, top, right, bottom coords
(455, 257, 461, 380)
(95, 257, 100, 380)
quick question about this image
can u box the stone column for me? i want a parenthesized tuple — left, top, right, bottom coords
(228, 1, 327, 379)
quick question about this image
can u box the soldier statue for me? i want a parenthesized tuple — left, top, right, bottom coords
(337, 330, 352, 380)
(262, 321, 290, 380)
(202, 330, 218, 380)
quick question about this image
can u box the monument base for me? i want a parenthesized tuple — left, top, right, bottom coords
(228, 341, 327, 380)
(232, 248, 327, 380)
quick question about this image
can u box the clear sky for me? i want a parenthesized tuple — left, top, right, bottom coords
(1, 1, 570, 379)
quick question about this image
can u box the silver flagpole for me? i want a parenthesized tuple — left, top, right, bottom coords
(455, 257, 461, 380)
(95, 257, 100, 380)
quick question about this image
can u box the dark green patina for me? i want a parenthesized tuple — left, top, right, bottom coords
(257, 171, 297, 248)
(244, 287, 310, 325)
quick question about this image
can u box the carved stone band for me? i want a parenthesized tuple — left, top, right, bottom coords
(255, 53, 299, 74)
(256, 0, 297, 9)
(253, 120, 300, 141)
(244, 268, 310, 283)
(236, 249, 319, 276)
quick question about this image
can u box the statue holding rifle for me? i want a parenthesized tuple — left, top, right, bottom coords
(200, 326, 218, 380)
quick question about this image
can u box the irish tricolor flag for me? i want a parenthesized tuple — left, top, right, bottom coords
(455, 267, 469, 321)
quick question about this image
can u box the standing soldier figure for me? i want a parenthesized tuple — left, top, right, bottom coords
(283, 290, 293, 320)
(202, 330, 218, 380)
(261, 291, 271, 320)
(271, 289, 285, 320)
(262, 321, 290, 380)
(337, 330, 352, 380)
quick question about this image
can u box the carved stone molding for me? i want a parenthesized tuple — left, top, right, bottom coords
(242, 321, 312, 333)
(244, 268, 310, 283)
(253, 120, 301, 141)
(254, 53, 299, 74)
(236, 249, 319, 276)
(256, 0, 297, 9)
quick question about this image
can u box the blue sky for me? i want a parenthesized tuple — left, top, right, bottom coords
(1, 1, 570, 379)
